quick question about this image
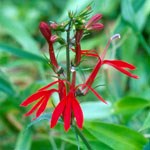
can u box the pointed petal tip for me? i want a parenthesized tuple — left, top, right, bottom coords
(103, 100, 108, 104)
(50, 123, 55, 129)
(20, 102, 26, 107)
(134, 75, 139, 79)
(64, 126, 70, 132)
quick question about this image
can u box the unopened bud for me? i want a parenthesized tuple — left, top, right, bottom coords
(50, 22, 58, 29)
(50, 35, 58, 43)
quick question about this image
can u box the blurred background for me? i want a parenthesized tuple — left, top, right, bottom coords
(0, 0, 150, 150)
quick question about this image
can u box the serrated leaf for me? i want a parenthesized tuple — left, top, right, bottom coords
(0, 43, 44, 61)
(113, 97, 150, 114)
(85, 121, 147, 150)
(15, 128, 32, 150)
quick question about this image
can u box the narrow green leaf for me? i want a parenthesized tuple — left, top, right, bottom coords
(121, 0, 136, 27)
(0, 75, 16, 96)
(113, 97, 150, 114)
(0, 43, 44, 61)
(121, 0, 150, 54)
(140, 112, 150, 131)
(15, 128, 32, 150)
(85, 121, 147, 150)
(27, 113, 51, 129)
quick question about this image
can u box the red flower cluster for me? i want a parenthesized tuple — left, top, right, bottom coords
(21, 13, 138, 131)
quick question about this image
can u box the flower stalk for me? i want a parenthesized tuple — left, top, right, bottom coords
(20, 6, 139, 150)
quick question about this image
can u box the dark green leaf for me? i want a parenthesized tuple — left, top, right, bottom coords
(0, 43, 44, 61)
(0, 74, 16, 96)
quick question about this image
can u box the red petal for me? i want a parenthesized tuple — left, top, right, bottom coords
(38, 80, 59, 91)
(58, 80, 66, 100)
(85, 84, 107, 104)
(64, 95, 72, 131)
(103, 62, 138, 79)
(20, 91, 47, 106)
(36, 89, 58, 118)
(72, 98, 83, 128)
(103, 60, 136, 70)
(24, 97, 44, 117)
(81, 50, 100, 58)
(50, 98, 66, 128)
(85, 59, 102, 87)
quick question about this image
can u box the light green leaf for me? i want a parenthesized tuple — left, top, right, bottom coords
(113, 97, 150, 114)
(81, 101, 112, 120)
(85, 121, 147, 150)
(15, 128, 32, 150)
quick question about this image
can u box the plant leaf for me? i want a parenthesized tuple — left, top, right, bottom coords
(15, 128, 32, 150)
(0, 43, 44, 61)
(85, 121, 147, 150)
(140, 112, 150, 131)
(81, 101, 112, 120)
(113, 97, 150, 114)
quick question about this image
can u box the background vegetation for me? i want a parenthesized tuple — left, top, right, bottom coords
(0, 0, 150, 149)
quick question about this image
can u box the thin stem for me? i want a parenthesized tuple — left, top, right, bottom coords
(66, 20, 72, 92)
(74, 125, 93, 150)
(73, 125, 80, 150)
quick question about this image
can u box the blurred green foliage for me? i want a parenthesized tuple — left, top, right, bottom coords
(0, 0, 150, 150)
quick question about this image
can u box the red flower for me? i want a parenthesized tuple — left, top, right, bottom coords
(20, 80, 60, 119)
(39, 22, 60, 73)
(51, 88, 83, 131)
(51, 71, 84, 131)
(85, 14, 104, 31)
(79, 34, 138, 99)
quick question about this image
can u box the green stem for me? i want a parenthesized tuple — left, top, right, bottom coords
(73, 125, 80, 150)
(66, 20, 71, 91)
(74, 125, 93, 150)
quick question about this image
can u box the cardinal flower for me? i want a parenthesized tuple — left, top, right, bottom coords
(78, 34, 138, 97)
(50, 68, 108, 131)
